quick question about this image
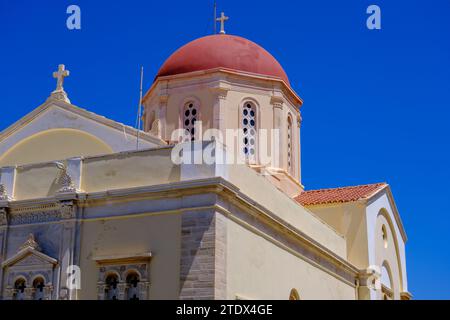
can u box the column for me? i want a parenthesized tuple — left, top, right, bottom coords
(97, 283, 106, 300)
(118, 283, 127, 300)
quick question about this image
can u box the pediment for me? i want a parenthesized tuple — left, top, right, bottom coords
(2, 247, 57, 269)
(0, 99, 165, 167)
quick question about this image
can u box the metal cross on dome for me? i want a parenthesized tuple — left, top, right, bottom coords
(216, 11, 229, 34)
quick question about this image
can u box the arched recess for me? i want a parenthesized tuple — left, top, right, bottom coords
(0, 128, 113, 167)
(381, 261, 393, 289)
(380, 261, 394, 300)
(376, 209, 404, 296)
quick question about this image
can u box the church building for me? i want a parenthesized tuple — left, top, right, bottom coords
(0, 22, 410, 300)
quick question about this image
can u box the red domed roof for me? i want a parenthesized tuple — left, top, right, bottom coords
(156, 35, 290, 85)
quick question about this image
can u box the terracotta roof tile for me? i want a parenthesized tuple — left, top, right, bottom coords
(294, 183, 387, 206)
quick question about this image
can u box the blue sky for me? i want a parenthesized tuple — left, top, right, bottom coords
(1, 0, 449, 299)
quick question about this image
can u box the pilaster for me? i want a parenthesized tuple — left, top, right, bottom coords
(271, 95, 285, 170)
(179, 209, 227, 300)
(210, 86, 229, 132)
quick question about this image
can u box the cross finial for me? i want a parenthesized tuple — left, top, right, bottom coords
(48, 64, 71, 103)
(216, 11, 229, 34)
(53, 64, 70, 92)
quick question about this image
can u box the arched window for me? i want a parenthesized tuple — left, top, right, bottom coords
(13, 278, 26, 300)
(126, 272, 140, 300)
(32, 277, 45, 300)
(287, 116, 293, 173)
(104, 274, 119, 300)
(289, 288, 300, 300)
(183, 102, 198, 141)
(242, 102, 257, 161)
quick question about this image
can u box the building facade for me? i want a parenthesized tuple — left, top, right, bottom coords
(0, 34, 410, 300)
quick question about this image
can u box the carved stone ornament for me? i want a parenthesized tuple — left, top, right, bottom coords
(19, 233, 41, 251)
(55, 162, 76, 193)
(150, 118, 162, 138)
(59, 200, 76, 220)
(0, 207, 8, 226)
(0, 183, 11, 201)
(47, 64, 71, 103)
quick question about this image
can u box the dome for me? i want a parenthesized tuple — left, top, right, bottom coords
(155, 35, 290, 85)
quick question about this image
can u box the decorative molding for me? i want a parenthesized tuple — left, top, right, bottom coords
(210, 87, 229, 100)
(19, 234, 40, 251)
(0, 184, 12, 201)
(9, 209, 61, 225)
(58, 200, 76, 220)
(7, 201, 77, 225)
(93, 252, 152, 265)
(2, 233, 58, 300)
(159, 94, 169, 107)
(48, 90, 70, 104)
(144, 68, 303, 107)
(95, 260, 151, 300)
(270, 96, 284, 109)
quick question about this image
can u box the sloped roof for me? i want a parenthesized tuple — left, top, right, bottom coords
(294, 183, 387, 206)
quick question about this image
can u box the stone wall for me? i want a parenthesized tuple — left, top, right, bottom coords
(179, 210, 227, 300)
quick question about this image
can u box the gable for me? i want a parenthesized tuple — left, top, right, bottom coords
(12, 252, 54, 267)
(2, 248, 57, 269)
(0, 100, 165, 167)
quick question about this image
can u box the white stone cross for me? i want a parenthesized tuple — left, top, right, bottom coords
(216, 12, 229, 34)
(53, 64, 70, 92)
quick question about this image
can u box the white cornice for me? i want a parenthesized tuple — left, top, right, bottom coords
(143, 68, 303, 107)
(4, 176, 359, 279)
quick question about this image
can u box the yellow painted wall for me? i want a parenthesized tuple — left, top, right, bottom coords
(306, 203, 370, 269)
(227, 163, 347, 258)
(78, 212, 182, 300)
(14, 163, 62, 200)
(226, 216, 355, 300)
(0, 129, 113, 167)
(81, 148, 180, 193)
